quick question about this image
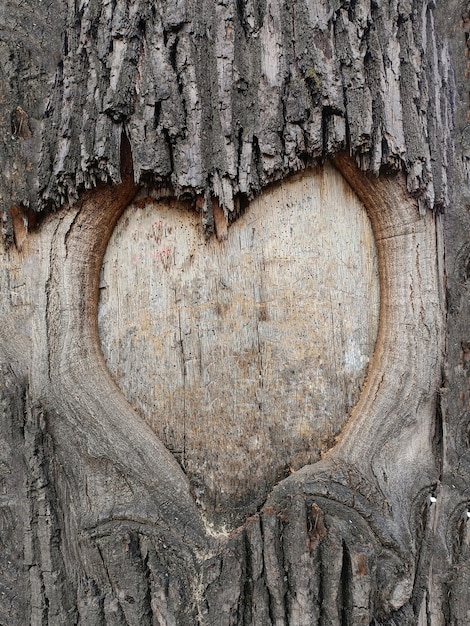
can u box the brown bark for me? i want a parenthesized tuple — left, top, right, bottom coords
(1, 1, 469, 625)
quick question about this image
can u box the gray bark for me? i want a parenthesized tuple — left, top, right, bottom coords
(0, 1, 469, 624)
(1, 0, 452, 220)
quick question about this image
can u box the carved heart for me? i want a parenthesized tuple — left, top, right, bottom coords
(98, 163, 379, 526)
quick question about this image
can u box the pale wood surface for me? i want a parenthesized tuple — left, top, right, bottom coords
(98, 163, 379, 520)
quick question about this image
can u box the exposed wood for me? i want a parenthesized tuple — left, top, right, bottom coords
(98, 163, 379, 526)
(0, 150, 444, 622)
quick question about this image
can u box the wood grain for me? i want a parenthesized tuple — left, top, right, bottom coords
(99, 163, 379, 522)
(0, 153, 447, 623)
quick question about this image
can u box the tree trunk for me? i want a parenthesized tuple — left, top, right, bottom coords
(0, 1, 468, 624)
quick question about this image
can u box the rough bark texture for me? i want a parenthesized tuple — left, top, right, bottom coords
(1, 0, 453, 223)
(425, 3, 470, 624)
(1, 0, 469, 625)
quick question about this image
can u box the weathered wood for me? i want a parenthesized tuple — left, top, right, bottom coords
(99, 163, 379, 525)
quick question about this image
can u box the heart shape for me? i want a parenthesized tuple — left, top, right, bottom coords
(98, 163, 379, 525)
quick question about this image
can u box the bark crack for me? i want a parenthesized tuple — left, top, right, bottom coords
(177, 300, 187, 470)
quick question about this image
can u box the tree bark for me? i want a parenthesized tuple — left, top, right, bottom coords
(1, 1, 469, 624)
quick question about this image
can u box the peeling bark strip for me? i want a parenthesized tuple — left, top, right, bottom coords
(0, 0, 453, 221)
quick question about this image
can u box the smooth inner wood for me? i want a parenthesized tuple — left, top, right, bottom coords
(98, 163, 379, 520)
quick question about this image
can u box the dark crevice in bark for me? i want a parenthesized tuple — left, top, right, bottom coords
(339, 539, 350, 625)
(241, 527, 254, 625)
(434, 387, 445, 483)
(407, 493, 436, 622)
